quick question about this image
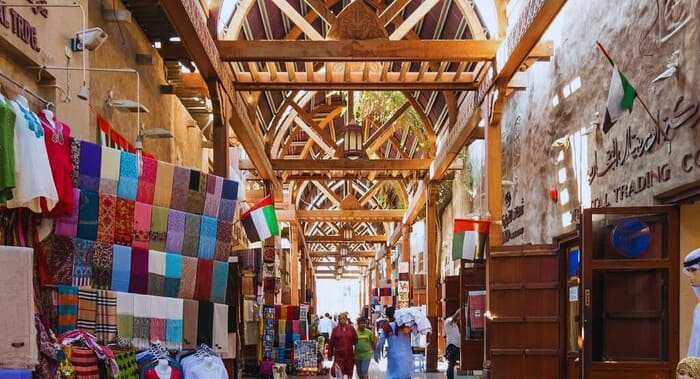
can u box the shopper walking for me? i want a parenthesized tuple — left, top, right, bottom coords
(318, 313, 334, 341)
(444, 308, 461, 379)
(327, 312, 358, 378)
(374, 306, 413, 379)
(354, 317, 376, 379)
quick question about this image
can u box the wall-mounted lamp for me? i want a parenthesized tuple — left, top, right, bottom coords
(71, 27, 108, 52)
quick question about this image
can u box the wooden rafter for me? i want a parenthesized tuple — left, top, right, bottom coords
(364, 101, 410, 153)
(312, 180, 342, 206)
(241, 159, 431, 171)
(389, 0, 440, 40)
(377, 0, 410, 26)
(304, 0, 336, 25)
(271, 0, 324, 40)
(290, 102, 337, 154)
(298, 210, 404, 222)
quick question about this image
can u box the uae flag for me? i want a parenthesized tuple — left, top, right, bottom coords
(240, 195, 279, 242)
(597, 41, 637, 133)
(452, 219, 491, 261)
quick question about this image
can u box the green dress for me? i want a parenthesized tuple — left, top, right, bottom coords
(0, 94, 16, 203)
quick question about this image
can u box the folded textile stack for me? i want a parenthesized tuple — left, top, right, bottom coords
(394, 307, 432, 335)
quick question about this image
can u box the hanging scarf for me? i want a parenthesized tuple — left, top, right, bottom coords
(110, 244, 132, 292)
(57, 285, 79, 334)
(182, 300, 198, 349)
(178, 256, 198, 300)
(210, 261, 228, 304)
(218, 179, 239, 221)
(76, 190, 99, 241)
(99, 145, 121, 194)
(182, 213, 201, 257)
(72, 238, 94, 287)
(197, 215, 218, 260)
(131, 294, 150, 349)
(186, 170, 206, 215)
(136, 156, 157, 204)
(115, 292, 134, 339)
(203, 174, 222, 218)
(96, 192, 117, 244)
(193, 259, 213, 302)
(69, 137, 81, 187)
(128, 248, 149, 295)
(163, 253, 182, 298)
(165, 209, 185, 254)
(116, 151, 138, 200)
(78, 141, 101, 192)
(114, 198, 135, 245)
(50, 235, 76, 285)
(169, 166, 190, 211)
(149, 206, 168, 251)
(147, 250, 166, 296)
(132, 202, 152, 249)
(165, 298, 183, 351)
(153, 161, 174, 208)
(55, 187, 80, 237)
(214, 220, 233, 261)
(95, 289, 117, 344)
(91, 241, 113, 289)
(77, 287, 98, 334)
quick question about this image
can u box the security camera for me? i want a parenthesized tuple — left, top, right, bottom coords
(71, 27, 108, 52)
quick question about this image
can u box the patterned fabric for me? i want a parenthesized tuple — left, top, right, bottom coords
(56, 329, 119, 377)
(114, 198, 135, 245)
(136, 157, 157, 204)
(165, 209, 185, 253)
(186, 171, 206, 214)
(97, 192, 117, 244)
(218, 198, 236, 221)
(182, 300, 199, 350)
(57, 285, 78, 334)
(78, 141, 101, 192)
(149, 296, 167, 345)
(132, 202, 152, 249)
(99, 145, 121, 194)
(92, 241, 113, 289)
(70, 137, 81, 187)
(116, 151, 138, 200)
(113, 350, 138, 379)
(77, 287, 97, 334)
(178, 256, 198, 299)
(72, 238, 94, 287)
(116, 292, 134, 339)
(163, 253, 182, 298)
(153, 161, 174, 208)
(35, 314, 58, 379)
(128, 248, 149, 294)
(68, 346, 100, 379)
(182, 213, 201, 257)
(194, 259, 213, 302)
(95, 290, 117, 344)
(149, 206, 168, 251)
(50, 235, 75, 285)
(197, 215, 218, 260)
(169, 166, 190, 211)
(55, 187, 80, 237)
(214, 220, 233, 261)
(203, 174, 222, 217)
(147, 250, 165, 296)
(165, 298, 183, 351)
(132, 294, 150, 349)
(76, 190, 99, 241)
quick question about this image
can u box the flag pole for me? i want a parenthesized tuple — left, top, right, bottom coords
(596, 41, 669, 141)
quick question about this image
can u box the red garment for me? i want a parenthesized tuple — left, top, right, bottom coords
(328, 324, 358, 377)
(39, 112, 73, 216)
(144, 366, 183, 379)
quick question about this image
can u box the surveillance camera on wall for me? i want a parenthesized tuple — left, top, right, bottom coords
(71, 27, 108, 52)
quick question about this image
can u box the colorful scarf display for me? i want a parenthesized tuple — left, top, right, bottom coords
(147, 250, 166, 296)
(153, 161, 174, 208)
(193, 259, 213, 302)
(132, 294, 150, 349)
(215, 220, 233, 261)
(136, 157, 157, 204)
(49, 235, 75, 285)
(76, 190, 99, 241)
(164, 253, 182, 298)
(114, 198, 135, 246)
(95, 290, 117, 344)
(72, 238, 94, 287)
(70, 138, 81, 187)
(149, 296, 167, 345)
(115, 291, 134, 339)
(169, 166, 190, 211)
(96, 192, 117, 244)
(211, 261, 229, 304)
(182, 213, 201, 257)
(116, 151, 138, 200)
(178, 256, 198, 299)
(197, 215, 218, 260)
(110, 244, 131, 292)
(149, 206, 168, 251)
(128, 248, 149, 295)
(78, 141, 101, 192)
(77, 287, 97, 334)
(165, 298, 183, 351)
(165, 209, 185, 254)
(182, 300, 198, 349)
(57, 285, 79, 334)
(132, 202, 152, 249)
(91, 241, 113, 289)
(99, 146, 120, 194)
(186, 170, 206, 215)
(55, 188, 80, 237)
(203, 174, 222, 218)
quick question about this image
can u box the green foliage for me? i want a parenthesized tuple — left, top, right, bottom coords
(354, 91, 428, 150)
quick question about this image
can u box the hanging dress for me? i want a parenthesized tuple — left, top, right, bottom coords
(6, 98, 58, 213)
(0, 94, 16, 203)
(38, 111, 73, 216)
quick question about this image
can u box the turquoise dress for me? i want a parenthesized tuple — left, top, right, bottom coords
(374, 321, 413, 379)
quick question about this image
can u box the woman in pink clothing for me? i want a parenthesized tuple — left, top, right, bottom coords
(327, 312, 358, 378)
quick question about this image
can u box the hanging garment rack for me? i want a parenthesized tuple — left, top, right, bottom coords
(0, 69, 50, 106)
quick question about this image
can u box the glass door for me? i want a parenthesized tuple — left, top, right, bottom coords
(582, 207, 679, 379)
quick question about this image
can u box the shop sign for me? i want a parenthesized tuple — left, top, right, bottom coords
(0, 1, 49, 53)
(502, 199, 525, 243)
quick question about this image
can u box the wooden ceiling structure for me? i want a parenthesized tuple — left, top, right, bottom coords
(145, 0, 565, 278)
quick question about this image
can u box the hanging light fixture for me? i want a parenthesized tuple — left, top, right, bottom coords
(342, 223, 354, 241)
(343, 91, 364, 159)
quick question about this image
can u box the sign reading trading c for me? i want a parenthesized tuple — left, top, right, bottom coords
(0, 1, 49, 53)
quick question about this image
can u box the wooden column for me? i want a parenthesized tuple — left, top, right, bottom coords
(425, 182, 439, 371)
(485, 102, 503, 246)
(300, 249, 307, 302)
(385, 249, 392, 280)
(290, 224, 299, 304)
(209, 80, 231, 178)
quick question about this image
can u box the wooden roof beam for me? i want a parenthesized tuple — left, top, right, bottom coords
(297, 210, 404, 222)
(306, 235, 387, 243)
(242, 159, 432, 171)
(216, 40, 501, 61)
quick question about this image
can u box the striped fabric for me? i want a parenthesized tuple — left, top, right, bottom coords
(69, 346, 100, 379)
(57, 285, 78, 334)
(77, 287, 97, 334)
(95, 290, 117, 344)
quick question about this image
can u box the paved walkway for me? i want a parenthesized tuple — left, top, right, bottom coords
(286, 358, 482, 379)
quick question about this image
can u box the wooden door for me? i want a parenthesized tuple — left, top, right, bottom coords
(488, 245, 563, 378)
(563, 243, 582, 379)
(582, 207, 679, 379)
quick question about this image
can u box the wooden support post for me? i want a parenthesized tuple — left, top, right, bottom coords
(385, 248, 393, 280)
(209, 80, 231, 178)
(300, 248, 307, 303)
(425, 182, 439, 371)
(290, 223, 299, 304)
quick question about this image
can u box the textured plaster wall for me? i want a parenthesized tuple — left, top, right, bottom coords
(0, 0, 203, 168)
